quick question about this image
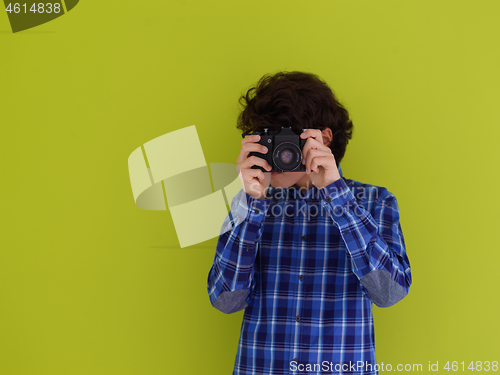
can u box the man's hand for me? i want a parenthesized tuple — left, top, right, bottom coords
(237, 135, 272, 200)
(300, 129, 341, 189)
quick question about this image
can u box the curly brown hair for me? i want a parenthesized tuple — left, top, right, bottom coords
(237, 71, 354, 166)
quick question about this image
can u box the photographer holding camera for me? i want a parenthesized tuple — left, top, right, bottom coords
(207, 71, 412, 375)
(237, 127, 341, 200)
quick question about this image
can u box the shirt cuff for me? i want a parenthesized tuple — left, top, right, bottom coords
(236, 191, 273, 225)
(318, 177, 357, 209)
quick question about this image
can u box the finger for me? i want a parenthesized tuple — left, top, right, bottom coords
(237, 142, 268, 164)
(304, 149, 330, 173)
(246, 168, 265, 183)
(300, 128, 324, 144)
(310, 155, 335, 174)
(302, 137, 329, 165)
(304, 149, 325, 172)
(255, 169, 266, 183)
(240, 155, 272, 172)
(240, 156, 272, 172)
(241, 134, 260, 145)
(252, 172, 272, 193)
(242, 168, 261, 184)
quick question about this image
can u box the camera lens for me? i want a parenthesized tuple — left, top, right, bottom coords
(279, 149, 294, 165)
(273, 142, 302, 172)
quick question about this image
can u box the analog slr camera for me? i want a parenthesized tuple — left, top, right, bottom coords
(242, 127, 307, 173)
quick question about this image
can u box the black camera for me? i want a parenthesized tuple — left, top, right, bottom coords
(242, 127, 307, 173)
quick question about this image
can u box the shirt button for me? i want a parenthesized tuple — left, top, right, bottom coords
(343, 230, 349, 235)
(298, 275, 304, 281)
(325, 196, 332, 203)
(301, 235, 307, 241)
(245, 245, 250, 250)
(304, 198, 309, 203)
(295, 316, 301, 322)
(254, 208, 260, 214)
(291, 358, 298, 365)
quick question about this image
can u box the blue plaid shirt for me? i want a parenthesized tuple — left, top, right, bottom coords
(207, 164, 411, 375)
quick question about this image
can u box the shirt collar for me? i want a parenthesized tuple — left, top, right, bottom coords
(266, 163, 343, 200)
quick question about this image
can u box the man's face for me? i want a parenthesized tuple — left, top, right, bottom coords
(270, 171, 307, 188)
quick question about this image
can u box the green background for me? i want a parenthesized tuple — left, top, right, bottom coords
(1, 1, 499, 374)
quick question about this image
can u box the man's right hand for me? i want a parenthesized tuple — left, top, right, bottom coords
(237, 135, 272, 200)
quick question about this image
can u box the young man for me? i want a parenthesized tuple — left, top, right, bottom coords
(207, 71, 411, 375)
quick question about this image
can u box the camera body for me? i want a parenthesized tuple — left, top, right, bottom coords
(242, 127, 308, 173)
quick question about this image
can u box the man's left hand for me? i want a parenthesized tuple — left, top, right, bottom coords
(300, 129, 341, 189)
